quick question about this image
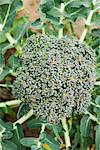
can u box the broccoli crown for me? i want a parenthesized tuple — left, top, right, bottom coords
(13, 34, 96, 123)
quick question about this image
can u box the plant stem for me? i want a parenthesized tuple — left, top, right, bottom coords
(41, 22, 45, 34)
(85, 111, 99, 124)
(80, 0, 97, 42)
(87, 146, 90, 150)
(40, 123, 46, 134)
(91, 102, 100, 108)
(94, 81, 100, 86)
(37, 123, 46, 148)
(42, 26, 45, 34)
(69, 22, 76, 36)
(0, 84, 12, 88)
(15, 45, 22, 54)
(58, 3, 65, 38)
(13, 108, 33, 126)
(61, 117, 71, 150)
(5, 32, 22, 53)
(64, 0, 75, 7)
(80, 27, 88, 43)
(5, 32, 16, 45)
(0, 100, 21, 108)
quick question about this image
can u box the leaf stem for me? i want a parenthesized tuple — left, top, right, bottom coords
(40, 123, 46, 134)
(0, 100, 21, 108)
(85, 111, 99, 124)
(5, 32, 22, 53)
(58, 3, 65, 38)
(69, 22, 76, 36)
(64, 0, 75, 7)
(61, 117, 71, 150)
(41, 22, 45, 34)
(91, 102, 100, 108)
(42, 26, 45, 34)
(80, 0, 97, 42)
(87, 146, 90, 150)
(13, 108, 33, 126)
(0, 84, 13, 88)
(5, 32, 16, 45)
(37, 123, 46, 148)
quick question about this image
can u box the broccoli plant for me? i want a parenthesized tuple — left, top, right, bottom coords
(0, 0, 100, 150)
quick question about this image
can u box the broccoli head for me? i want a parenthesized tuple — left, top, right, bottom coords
(13, 34, 96, 123)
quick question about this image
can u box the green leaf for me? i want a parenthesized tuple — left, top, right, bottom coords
(2, 131, 13, 140)
(81, 137, 94, 150)
(0, 31, 7, 43)
(92, 13, 100, 26)
(17, 103, 30, 119)
(94, 96, 100, 115)
(41, 132, 60, 150)
(80, 115, 92, 137)
(0, 124, 5, 133)
(20, 137, 38, 147)
(64, 0, 92, 8)
(4, 122, 13, 131)
(0, 119, 6, 132)
(95, 125, 100, 150)
(2, 106, 16, 116)
(12, 124, 24, 150)
(79, 0, 92, 7)
(97, 114, 100, 123)
(95, 1, 100, 11)
(40, 0, 55, 13)
(47, 7, 63, 17)
(31, 145, 38, 150)
(1, 140, 17, 150)
(0, 110, 4, 119)
(73, 132, 81, 147)
(0, 0, 13, 5)
(31, 18, 43, 29)
(52, 123, 63, 136)
(0, 41, 12, 54)
(0, 0, 23, 32)
(72, 131, 81, 150)
(96, 68, 100, 79)
(27, 119, 47, 129)
(64, 1, 90, 21)
(46, 14, 60, 25)
(94, 107, 100, 114)
(13, 0, 23, 10)
(8, 55, 20, 71)
(14, 124, 24, 140)
(40, 11, 46, 21)
(95, 96, 100, 105)
(0, 4, 14, 32)
(11, 17, 29, 42)
(0, 120, 13, 140)
(0, 54, 5, 68)
(0, 66, 12, 81)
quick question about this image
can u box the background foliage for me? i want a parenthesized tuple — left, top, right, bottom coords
(0, 0, 100, 150)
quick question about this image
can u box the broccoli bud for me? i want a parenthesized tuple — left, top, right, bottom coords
(13, 34, 96, 123)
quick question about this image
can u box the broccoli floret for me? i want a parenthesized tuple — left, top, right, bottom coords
(13, 34, 96, 123)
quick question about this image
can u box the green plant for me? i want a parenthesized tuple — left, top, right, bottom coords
(0, 0, 29, 81)
(0, 0, 100, 150)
